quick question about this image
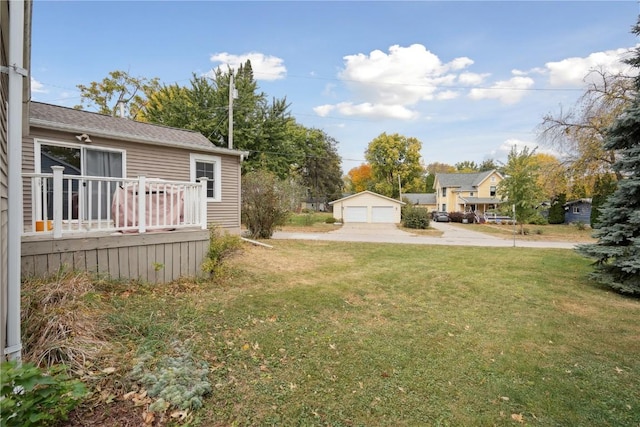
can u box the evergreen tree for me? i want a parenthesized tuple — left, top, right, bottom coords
(548, 193, 566, 224)
(576, 17, 640, 295)
(590, 174, 617, 228)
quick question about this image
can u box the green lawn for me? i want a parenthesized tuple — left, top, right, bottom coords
(94, 241, 640, 426)
(458, 222, 597, 242)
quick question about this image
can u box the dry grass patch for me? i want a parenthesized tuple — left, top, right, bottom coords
(21, 272, 113, 372)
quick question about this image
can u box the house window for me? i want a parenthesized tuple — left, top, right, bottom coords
(469, 192, 474, 197)
(490, 186, 496, 197)
(573, 206, 581, 214)
(35, 140, 124, 220)
(491, 176, 496, 183)
(442, 203, 446, 211)
(190, 154, 222, 202)
(442, 187, 447, 196)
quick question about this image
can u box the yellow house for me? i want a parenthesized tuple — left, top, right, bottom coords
(433, 170, 503, 214)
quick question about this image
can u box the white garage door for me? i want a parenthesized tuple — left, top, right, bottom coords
(344, 206, 367, 223)
(371, 206, 395, 223)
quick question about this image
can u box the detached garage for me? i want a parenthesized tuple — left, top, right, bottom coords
(329, 191, 404, 224)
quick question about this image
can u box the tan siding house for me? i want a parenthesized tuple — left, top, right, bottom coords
(433, 170, 503, 214)
(329, 191, 404, 223)
(26, 102, 247, 232)
(19, 102, 248, 284)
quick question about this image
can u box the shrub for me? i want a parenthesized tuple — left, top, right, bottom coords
(201, 226, 243, 276)
(130, 341, 211, 414)
(402, 205, 430, 229)
(573, 221, 587, 231)
(325, 216, 337, 224)
(548, 194, 566, 224)
(527, 213, 548, 225)
(242, 170, 297, 239)
(0, 361, 86, 427)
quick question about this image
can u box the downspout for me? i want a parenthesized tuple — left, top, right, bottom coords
(5, 0, 26, 362)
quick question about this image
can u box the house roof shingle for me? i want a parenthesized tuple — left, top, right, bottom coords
(30, 102, 247, 157)
(434, 170, 500, 191)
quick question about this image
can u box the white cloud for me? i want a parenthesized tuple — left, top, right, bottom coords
(315, 43, 478, 120)
(322, 83, 337, 97)
(338, 44, 473, 105)
(209, 52, 286, 81)
(31, 77, 47, 93)
(435, 90, 459, 101)
(458, 72, 489, 86)
(313, 104, 335, 117)
(316, 102, 418, 120)
(494, 138, 558, 159)
(468, 75, 534, 104)
(544, 46, 636, 87)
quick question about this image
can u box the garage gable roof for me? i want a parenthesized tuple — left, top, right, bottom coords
(329, 190, 405, 205)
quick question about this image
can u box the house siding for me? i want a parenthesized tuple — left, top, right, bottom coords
(564, 202, 592, 224)
(476, 172, 501, 198)
(24, 128, 242, 232)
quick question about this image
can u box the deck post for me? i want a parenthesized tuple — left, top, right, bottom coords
(199, 177, 208, 230)
(51, 166, 64, 238)
(138, 176, 146, 233)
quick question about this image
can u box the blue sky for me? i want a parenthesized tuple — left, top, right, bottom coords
(31, 1, 639, 173)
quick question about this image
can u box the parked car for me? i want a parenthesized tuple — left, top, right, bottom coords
(433, 212, 450, 222)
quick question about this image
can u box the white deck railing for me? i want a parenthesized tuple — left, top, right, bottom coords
(24, 166, 208, 238)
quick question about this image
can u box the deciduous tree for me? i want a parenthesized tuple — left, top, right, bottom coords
(497, 146, 542, 234)
(347, 164, 374, 193)
(538, 68, 634, 188)
(75, 70, 160, 119)
(365, 133, 424, 198)
(455, 160, 479, 172)
(425, 162, 456, 193)
(530, 153, 568, 200)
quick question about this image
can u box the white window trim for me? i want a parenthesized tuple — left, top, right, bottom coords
(190, 153, 222, 203)
(35, 138, 127, 176)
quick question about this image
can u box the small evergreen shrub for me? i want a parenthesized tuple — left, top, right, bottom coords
(0, 361, 86, 427)
(325, 216, 337, 224)
(130, 342, 211, 414)
(402, 205, 430, 229)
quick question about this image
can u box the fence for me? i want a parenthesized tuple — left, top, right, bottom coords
(24, 166, 208, 238)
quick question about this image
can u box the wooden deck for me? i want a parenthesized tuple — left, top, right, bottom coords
(21, 228, 210, 283)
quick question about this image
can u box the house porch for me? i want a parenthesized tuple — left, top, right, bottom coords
(21, 228, 210, 284)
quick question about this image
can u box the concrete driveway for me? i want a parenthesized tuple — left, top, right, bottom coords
(272, 222, 578, 249)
